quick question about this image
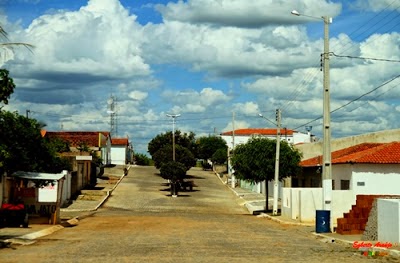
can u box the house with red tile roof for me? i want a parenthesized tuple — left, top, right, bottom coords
(220, 128, 315, 149)
(42, 131, 112, 165)
(298, 142, 400, 194)
(282, 141, 400, 228)
(111, 137, 133, 165)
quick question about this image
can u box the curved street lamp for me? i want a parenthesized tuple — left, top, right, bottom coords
(291, 9, 333, 225)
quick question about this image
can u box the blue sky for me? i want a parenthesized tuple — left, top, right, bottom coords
(1, 0, 399, 154)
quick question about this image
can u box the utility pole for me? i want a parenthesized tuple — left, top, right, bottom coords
(322, 16, 332, 213)
(291, 9, 333, 232)
(273, 109, 281, 215)
(231, 111, 236, 188)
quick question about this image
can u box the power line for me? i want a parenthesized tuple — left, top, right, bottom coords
(331, 53, 400, 63)
(332, 81, 400, 119)
(282, 2, 400, 114)
(330, 74, 400, 115)
(292, 74, 400, 130)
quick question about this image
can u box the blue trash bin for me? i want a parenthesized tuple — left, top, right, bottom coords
(316, 210, 330, 233)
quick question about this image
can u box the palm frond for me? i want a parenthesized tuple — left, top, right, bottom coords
(0, 43, 34, 53)
(0, 26, 8, 39)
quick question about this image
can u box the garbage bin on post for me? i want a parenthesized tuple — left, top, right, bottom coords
(316, 210, 330, 233)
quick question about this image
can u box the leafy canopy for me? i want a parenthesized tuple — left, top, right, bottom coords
(152, 144, 196, 171)
(0, 111, 71, 175)
(160, 161, 186, 182)
(196, 136, 227, 160)
(231, 137, 302, 183)
(0, 69, 15, 105)
(148, 130, 197, 157)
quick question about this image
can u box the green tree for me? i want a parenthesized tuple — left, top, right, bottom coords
(0, 111, 70, 175)
(46, 137, 70, 153)
(211, 148, 227, 165)
(0, 94, 67, 174)
(134, 153, 151, 166)
(231, 137, 302, 209)
(148, 130, 197, 157)
(160, 161, 186, 182)
(0, 69, 16, 105)
(152, 145, 196, 171)
(197, 136, 227, 160)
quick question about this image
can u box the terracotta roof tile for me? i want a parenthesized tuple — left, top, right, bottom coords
(112, 138, 129, 146)
(300, 142, 400, 167)
(221, 128, 294, 136)
(44, 131, 110, 148)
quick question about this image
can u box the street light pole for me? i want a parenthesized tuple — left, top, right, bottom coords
(259, 112, 281, 215)
(166, 114, 181, 161)
(273, 109, 281, 215)
(291, 10, 333, 213)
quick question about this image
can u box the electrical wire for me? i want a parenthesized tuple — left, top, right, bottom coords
(331, 53, 400, 63)
(291, 74, 400, 131)
(282, 2, 400, 116)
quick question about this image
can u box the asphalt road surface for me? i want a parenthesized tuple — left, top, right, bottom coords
(0, 166, 397, 262)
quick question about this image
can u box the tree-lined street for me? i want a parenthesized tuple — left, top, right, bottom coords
(0, 166, 395, 262)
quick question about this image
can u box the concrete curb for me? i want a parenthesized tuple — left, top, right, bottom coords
(4, 225, 64, 245)
(257, 213, 315, 226)
(61, 165, 130, 213)
(92, 165, 129, 211)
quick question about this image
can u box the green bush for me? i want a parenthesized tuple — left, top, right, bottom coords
(134, 153, 151, 165)
(160, 161, 186, 182)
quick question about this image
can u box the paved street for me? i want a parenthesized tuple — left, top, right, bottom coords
(0, 166, 396, 262)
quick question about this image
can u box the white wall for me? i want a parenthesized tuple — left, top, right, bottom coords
(61, 171, 72, 206)
(331, 190, 355, 225)
(282, 188, 355, 226)
(332, 164, 352, 190)
(221, 133, 298, 150)
(282, 188, 292, 219)
(267, 180, 283, 199)
(111, 146, 126, 165)
(299, 188, 323, 222)
(378, 199, 400, 243)
(293, 132, 312, 144)
(352, 164, 400, 195)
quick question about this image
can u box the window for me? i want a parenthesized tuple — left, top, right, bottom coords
(332, 180, 335, 190)
(341, 180, 350, 190)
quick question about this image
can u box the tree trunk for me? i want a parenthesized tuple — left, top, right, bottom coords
(265, 180, 269, 212)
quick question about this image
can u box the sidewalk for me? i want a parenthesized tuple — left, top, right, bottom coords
(216, 171, 400, 257)
(0, 165, 128, 247)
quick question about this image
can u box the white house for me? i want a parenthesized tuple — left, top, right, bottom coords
(298, 142, 400, 193)
(220, 128, 314, 196)
(283, 142, 400, 228)
(220, 128, 315, 149)
(110, 137, 131, 165)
